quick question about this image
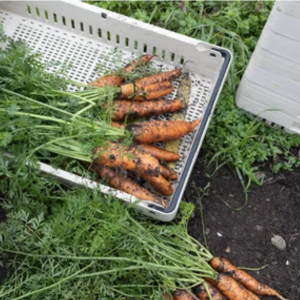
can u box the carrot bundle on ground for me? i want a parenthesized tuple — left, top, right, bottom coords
(108, 99, 183, 121)
(93, 142, 171, 178)
(89, 163, 166, 206)
(136, 144, 180, 162)
(206, 273, 260, 300)
(193, 281, 227, 300)
(134, 69, 181, 88)
(120, 81, 173, 100)
(89, 54, 153, 87)
(210, 257, 286, 300)
(126, 119, 201, 144)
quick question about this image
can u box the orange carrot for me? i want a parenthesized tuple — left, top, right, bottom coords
(108, 99, 183, 121)
(173, 289, 195, 300)
(193, 282, 227, 300)
(141, 173, 173, 196)
(90, 54, 153, 87)
(126, 119, 201, 144)
(159, 164, 178, 180)
(135, 69, 181, 88)
(93, 142, 167, 178)
(120, 81, 173, 100)
(111, 122, 125, 129)
(136, 144, 180, 162)
(90, 163, 166, 206)
(210, 257, 286, 300)
(206, 273, 260, 300)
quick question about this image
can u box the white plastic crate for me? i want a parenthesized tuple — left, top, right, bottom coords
(250, 43, 300, 84)
(277, 0, 300, 20)
(0, 1, 231, 221)
(236, 0, 300, 136)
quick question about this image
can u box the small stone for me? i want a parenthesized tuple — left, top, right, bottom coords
(205, 228, 210, 235)
(271, 235, 286, 251)
(255, 225, 263, 231)
(217, 232, 223, 237)
(225, 246, 231, 253)
(286, 260, 289, 265)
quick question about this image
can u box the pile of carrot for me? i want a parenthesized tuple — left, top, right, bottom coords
(169, 256, 287, 300)
(85, 55, 201, 206)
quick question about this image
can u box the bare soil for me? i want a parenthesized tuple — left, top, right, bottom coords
(186, 156, 300, 300)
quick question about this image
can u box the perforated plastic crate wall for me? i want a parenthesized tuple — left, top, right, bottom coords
(0, 0, 231, 221)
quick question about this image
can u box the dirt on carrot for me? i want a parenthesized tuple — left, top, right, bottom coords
(134, 69, 181, 88)
(126, 119, 201, 144)
(108, 99, 183, 121)
(120, 81, 173, 100)
(140, 173, 173, 196)
(173, 289, 195, 300)
(206, 273, 260, 300)
(93, 142, 167, 178)
(210, 257, 287, 300)
(193, 281, 227, 300)
(159, 164, 178, 180)
(136, 144, 180, 162)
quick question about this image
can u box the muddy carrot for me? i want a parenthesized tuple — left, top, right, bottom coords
(90, 163, 166, 206)
(210, 257, 287, 300)
(206, 273, 260, 300)
(173, 289, 195, 300)
(108, 99, 183, 121)
(136, 144, 180, 162)
(93, 142, 166, 177)
(135, 69, 181, 88)
(120, 81, 173, 100)
(141, 173, 173, 196)
(90, 54, 153, 87)
(126, 119, 201, 144)
(159, 164, 178, 180)
(193, 282, 227, 300)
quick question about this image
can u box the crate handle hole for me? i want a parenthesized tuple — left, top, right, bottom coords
(35, 7, 40, 18)
(210, 53, 217, 57)
(101, 12, 107, 19)
(148, 211, 156, 215)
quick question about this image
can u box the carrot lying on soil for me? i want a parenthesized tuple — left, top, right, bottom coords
(206, 273, 260, 300)
(93, 142, 167, 178)
(108, 99, 183, 121)
(126, 119, 201, 144)
(120, 81, 173, 100)
(89, 54, 153, 87)
(136, 144, 180, 162)
(210, 257, 287, 300)
(193, 281, 227, 300)
(134, 69, 181, 88)
(172, 289, 195, 300)
(90, 163, 166, 206)
(140, 172, 173, 196)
